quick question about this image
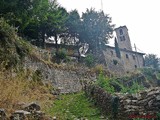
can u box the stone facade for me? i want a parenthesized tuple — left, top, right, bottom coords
(103, 26, 145, 73)
(115, 26, 132, 51)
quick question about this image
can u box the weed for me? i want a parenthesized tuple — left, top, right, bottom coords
(96, 71, 115, 94)
(112, 80, 144, 94)
(48, 92, 101, 120)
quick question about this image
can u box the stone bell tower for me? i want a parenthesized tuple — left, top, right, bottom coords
(115, 26, 132, 51)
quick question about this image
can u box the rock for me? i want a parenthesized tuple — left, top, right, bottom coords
(124, 99, 131, 104)
(0, 109, 6, 120)
(10, 110, 31, 120)
(23, 102, 40, 112)
(53, 116, 57, 120)
(131, 100, 137, 105)
(32, 111, 45, 120)
(156, 95, 160, 100)
(140, 91, 147, 98)
(99, 115, 105, 119)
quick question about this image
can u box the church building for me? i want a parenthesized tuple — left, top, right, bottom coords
(103, 26, 145, 74)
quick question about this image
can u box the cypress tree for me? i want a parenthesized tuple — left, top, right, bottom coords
(115, 38, 121, 58)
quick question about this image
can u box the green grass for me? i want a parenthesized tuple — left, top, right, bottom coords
(48, 92, 102, 120)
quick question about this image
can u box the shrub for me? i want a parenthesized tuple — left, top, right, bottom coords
(0, 18, 30, 69)
(140, 68, 156, 80)
(91, 64, 103, 74)
(84, 54, 95, 67)
(96, 71, 115, 94)
(56, 48, 67, 60)
(112, 80, 144, 94)
(52, 49, 67, 63)
(113, 59, 118, 65)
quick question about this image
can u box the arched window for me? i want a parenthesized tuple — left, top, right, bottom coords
(119, 29, 123, 35)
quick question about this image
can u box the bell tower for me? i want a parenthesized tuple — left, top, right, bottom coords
(115, 26, 132, 51)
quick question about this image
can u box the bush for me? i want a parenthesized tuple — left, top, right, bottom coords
(56, 48, 67, 60)
(112, 80, 144, 94)
(91, 64, 103, 74)
(54, 48, 67, 63)
(113, 59, 118, 65)
(96, 72, 115, 94)
(84, 54, 95, 67)
(0, 18, 30, 69)
(140, 68, 156, 80)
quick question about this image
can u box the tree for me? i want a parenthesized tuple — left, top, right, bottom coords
(64, 10, 81, 45)
(80, 8, 114, 54)
(46, 5, 68, 51)
(114, 38, 121, 58)
(22, 0, 61, 47)
(0, 0, 42, 32)
(23, 0, 50, 46)
(144, 54, 159, 69)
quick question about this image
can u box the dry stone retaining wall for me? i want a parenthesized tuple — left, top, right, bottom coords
(24, 57, 96, 93)
(84, 84, 160, 120)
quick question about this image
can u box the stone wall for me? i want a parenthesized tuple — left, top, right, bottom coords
(84, 84, 119, 119)
(116, 87, 160, 119)
(103, 48, 125, 76)
(24, 57, 96, 93)
(115, 26, 132, 51)
(103, 46, 144, 74)
(84, 84, 160, 120)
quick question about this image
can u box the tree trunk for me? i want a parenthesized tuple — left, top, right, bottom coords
(42, 32, 45, 49)
(55, 33, 58, 53)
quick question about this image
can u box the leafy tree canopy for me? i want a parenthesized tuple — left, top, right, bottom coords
(80, 8, 114, 54)
(144, 54, 159, 69)
(63, 10, 81, 44)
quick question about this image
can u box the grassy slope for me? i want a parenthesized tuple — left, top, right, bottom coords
(0, 71, 55, 115)
(48, 92, 102, 120)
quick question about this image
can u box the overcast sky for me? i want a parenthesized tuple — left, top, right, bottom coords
(58, 0, 160, 57)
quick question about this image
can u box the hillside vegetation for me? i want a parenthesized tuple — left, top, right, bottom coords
(0, 71, 54, 114)
(0, 18, 30, 70)
(0, 18, 56, 117)
(48, 92, 102, 120)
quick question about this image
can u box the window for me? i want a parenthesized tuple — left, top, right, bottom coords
(123, 36, 125, 41)
(119, 29, 123, 35)
(120, 36, 125, 41)
(133, 55, 136, 60)
(120, 37, 123, 41)
(126, 54, 129, 59)
(135, 65, 137, 68)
